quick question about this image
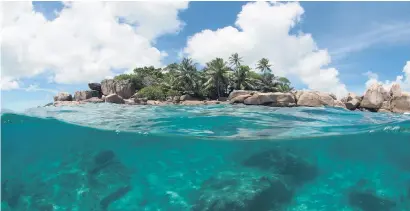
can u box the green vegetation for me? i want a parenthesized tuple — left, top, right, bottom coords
(115, 53, 294, 100)
(137, 86, 166, 101)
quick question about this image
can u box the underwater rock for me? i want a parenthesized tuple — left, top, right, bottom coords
(348, 190, 396, 211)
(1, 180, 25, 208)
(192, 171, 293, 211)
(242, 148, 318, 185)
(94, 150, 115, 165)
(100, 185, 132, 210)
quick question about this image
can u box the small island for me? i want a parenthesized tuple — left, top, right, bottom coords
(51, 54, 410, 114)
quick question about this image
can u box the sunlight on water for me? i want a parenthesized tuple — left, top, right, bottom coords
(2, 104, 410, 210)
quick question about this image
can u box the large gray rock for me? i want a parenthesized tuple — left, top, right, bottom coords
(380, 101, 391, 111)
(345, 98, 360, 110)
(74, 90, 100, 101)
(101, 79, 136, 99)
(244, 92, 296, 106)
(88, 83, 102, 92)
(105, 94, 125, 104)
(346, 92, 362, 102)
(360, 83, 389, 109)
(230, 94, 252, 104)
(228, 90, 255, 100)
(334, 100, 347, 109)
(173, 96, 180, 103)
(391, 92, 410, 113)
(53, 92, 73, 101)
(296, 91, 333, 107)
(390, 83, 402, 98)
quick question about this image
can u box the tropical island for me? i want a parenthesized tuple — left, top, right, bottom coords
(52, 53, 410, 114)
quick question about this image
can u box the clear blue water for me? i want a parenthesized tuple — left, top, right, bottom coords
(2, 104, 410, 211)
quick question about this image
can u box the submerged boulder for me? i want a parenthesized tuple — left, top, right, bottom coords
(105, 94, 125, 104)
(94, 150, 116, 165)
(192, 171, 293, 211)
(360, 83, 389, 109)
(242, 147, 318, 185)
(244, 92, 296, 106)
(101, 79, 136, 99)
(228, 90, 255, 100)
(348, 190, 396, 211)
(74, 90, 100, 101)
(53, 92, 73, 101)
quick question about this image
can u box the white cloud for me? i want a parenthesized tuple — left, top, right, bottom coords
(0, 1, 188, 89)
(330, 22, 410, 59)
(183, 2, 348, 98)
(0, 77, 20, 90)
(364, 61, 410, 92)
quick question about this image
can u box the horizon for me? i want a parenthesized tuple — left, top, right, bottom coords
(1, 1, 410, 111)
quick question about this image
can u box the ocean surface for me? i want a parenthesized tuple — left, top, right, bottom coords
(2, 104, 410, 211)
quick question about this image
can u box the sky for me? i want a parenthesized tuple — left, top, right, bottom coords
(1, 1, 410, 111)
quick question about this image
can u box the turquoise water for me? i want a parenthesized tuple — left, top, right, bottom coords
(2, 104, 410, 211)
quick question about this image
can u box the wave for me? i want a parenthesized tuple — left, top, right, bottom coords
(5, 103, 409, 140)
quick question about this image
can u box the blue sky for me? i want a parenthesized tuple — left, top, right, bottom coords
(2, 1, 410, 111)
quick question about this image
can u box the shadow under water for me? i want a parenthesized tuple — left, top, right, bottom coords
(2, 111, 410, 211)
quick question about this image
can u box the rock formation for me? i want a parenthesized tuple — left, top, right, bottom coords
(101, 79, 136, 99)
(53, 92, 73, 101)
(244, 92, 296, 106)
(105, 94, 125, 104)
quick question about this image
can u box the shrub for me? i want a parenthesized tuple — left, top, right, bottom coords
(114, 74, 143, 89)
(166, 89, 180, 97)
(137, 86, 166, 100)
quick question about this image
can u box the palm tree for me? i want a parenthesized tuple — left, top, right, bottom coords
(203, 58, 230, 98)
(236, 65, 259, 90)
(229, 53, 244, 90)
(275, 76, 293, 92)
(229, 53, 243, 69)
(276, 83, 294, 92)
(256, 58, 272, 74)
(169, 58, 200, 95)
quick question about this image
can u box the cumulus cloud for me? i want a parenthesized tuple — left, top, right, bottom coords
(0, 1, 188, 89)
(364, 61, 410, 92)
(183, 1, 348, 98)
(0, 77, 20, 90)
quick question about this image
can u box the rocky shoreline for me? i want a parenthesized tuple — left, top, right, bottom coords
(51, 79, 410, 114)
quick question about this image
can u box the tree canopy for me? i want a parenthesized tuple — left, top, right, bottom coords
(114, 53, 294, 100)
